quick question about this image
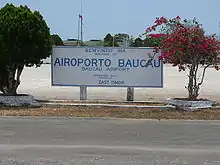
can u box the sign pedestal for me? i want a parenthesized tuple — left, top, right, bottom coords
(80, 86, 87, 100)
(127, 87, 134, 101)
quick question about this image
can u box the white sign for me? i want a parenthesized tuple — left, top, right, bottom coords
(51, 46, 163, 88)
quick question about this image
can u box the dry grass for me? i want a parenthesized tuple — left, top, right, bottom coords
(0, 106, 220, 120)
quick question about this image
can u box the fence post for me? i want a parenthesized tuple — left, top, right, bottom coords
(80, 86, 87, 100)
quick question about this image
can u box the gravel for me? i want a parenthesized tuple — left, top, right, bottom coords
(0, 94, 41, 107)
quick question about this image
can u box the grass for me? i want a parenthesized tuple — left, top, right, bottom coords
(0, 106, 220, 120)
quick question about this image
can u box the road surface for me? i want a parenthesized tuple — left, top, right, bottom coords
(17, 64, 220, 102)
(0, 117, 220, 164)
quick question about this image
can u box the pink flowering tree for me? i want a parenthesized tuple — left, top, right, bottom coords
(144, 16, 220, 100)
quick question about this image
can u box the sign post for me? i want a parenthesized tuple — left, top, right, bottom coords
(80, 86, 87, 100)
(51, 46, 163, 100)
(125, 38, 134, 101)
(127, 87, 134, 101)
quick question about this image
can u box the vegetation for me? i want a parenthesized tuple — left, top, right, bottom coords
(144, 16, 220, 100)
(130, 37, 143, 47)
(0, 3, 52, 95)
(51, 34, 64, 45)
(129, 36, 162, 47)
(103, 33, 119, 47)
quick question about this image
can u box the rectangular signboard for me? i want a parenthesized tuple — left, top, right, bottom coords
(51, 46, 163, 88)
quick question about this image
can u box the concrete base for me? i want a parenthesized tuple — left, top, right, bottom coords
(0, 94, 41, 107)
(167, 98, 216, 111)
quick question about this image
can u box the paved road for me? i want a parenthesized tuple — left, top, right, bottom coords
(0, 117, 220, 164)
(17, 64, 220, 102)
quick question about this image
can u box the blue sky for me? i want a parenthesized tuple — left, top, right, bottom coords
(1, 0, 220, 41)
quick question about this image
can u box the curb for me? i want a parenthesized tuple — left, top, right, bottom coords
(42, 102, 175, 110)
(37, 99, 166, 104)
(40, 102, 220, 111)
(210, 106, 220, 109)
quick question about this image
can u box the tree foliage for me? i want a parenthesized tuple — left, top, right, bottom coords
(114, 33, 133, 47)
(130, 36, 162, 47)
(0, 3, 52, 95)
(130, 37, 143, 47)
(103, 33, 119, 47)
(144, 16, 220, 100)
(51, 34, 64, 45)
(143, 34, 163, 47)
(114, 33, 129, 42)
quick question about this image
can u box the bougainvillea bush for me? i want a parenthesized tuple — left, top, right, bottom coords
(144, 16, 220, 100)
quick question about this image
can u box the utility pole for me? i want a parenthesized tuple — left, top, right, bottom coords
(77, 15, 80, 46)
(80, 4, 83, 45)
(79, 3, 87, 100)
(77, 4, 83, 46)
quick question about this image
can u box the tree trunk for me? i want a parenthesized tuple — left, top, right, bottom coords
(187, 64, 199, 100)
(0, 63, 24, 96)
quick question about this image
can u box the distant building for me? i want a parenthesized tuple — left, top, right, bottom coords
(63, 39, 104, 47)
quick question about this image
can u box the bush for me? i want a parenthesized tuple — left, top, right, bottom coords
(0, 3, 52, 95)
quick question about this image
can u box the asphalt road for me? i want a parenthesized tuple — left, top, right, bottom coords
(0, 117, 220, 164)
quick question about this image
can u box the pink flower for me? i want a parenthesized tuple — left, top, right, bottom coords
(148, 33, 167, 38)
(202, 44, 209, 49)
(176, 16, 181, 20)
(161, 52, 170, 58)
(180, 38, 186, 43)
(146, 27, 151, 32)
(151, 25, 157, 30)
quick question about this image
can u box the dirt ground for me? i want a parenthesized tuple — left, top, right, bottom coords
(0, 106, 220, 120)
